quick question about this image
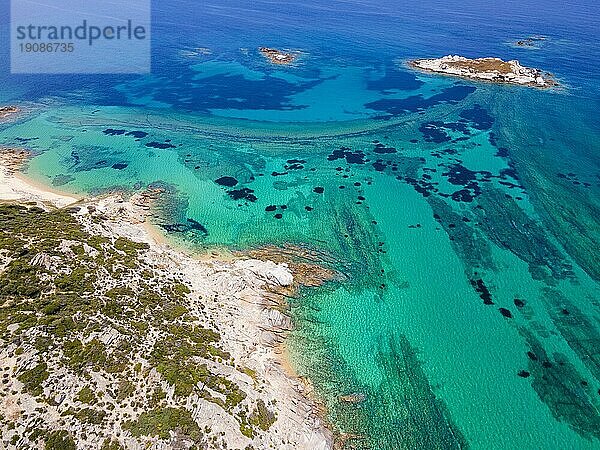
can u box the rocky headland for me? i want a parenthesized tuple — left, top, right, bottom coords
(409, 55, 558, 88)
(0, 149, 333, 449)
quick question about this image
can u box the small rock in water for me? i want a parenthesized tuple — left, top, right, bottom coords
(517, 370, 531, 378)
(499, 308, 513, 318)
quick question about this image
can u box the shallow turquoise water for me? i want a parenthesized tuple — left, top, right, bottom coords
(1, 0, 600, 448)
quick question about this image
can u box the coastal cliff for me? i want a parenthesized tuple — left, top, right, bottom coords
(409, 55, 558, 88)
(0, 150, 333, 450)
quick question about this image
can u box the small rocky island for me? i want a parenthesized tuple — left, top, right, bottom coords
(409, 55, 558, 88)
(514, 35, 546, 48)
(259, 47, 299, 65)
(0, 106, 19, 121)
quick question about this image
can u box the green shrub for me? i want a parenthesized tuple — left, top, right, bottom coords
(123, 407, 202, 442)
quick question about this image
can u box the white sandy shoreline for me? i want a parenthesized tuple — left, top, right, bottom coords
(0, 152, 334, 449)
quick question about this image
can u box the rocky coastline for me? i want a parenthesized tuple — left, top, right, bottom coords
(409, 55, 558, 88)
(0, 149, 333, 449)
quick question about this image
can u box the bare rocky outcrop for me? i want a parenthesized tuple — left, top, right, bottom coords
(0, 106, 20, 122)
(259, 47, 300, 65)
(409, 55, 558, 88)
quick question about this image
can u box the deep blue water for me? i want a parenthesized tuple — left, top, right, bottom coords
(1, 0, 599, 104)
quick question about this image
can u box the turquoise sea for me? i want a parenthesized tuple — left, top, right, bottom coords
(1, 1, 600, 448)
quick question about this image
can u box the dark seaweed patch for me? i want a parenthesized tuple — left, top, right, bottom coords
(227, 188, 257, 202)
(367, 66, 424, 92)
(475, 189, 572, 283)
(111, 163, 128, 170)
(160, 223, 188, 233)
(514, 298, 526, 308)
(328, 147, 366, 164)
(186, 218, 208, 235)
(372, 161, 387, 172)
(443, 164, 481, 186)
(470, 278, 494, 305)
(214, 176, 238, 187)
(52, 174, 75, 186)
(160, 218, 207, 236)
(103, 128, 126, 136)
(284, 163, 304, 170)
(499, 308, 513, 318)
(142, 71, 323, 112)
(126, 131, 148, 138)
(145, 142, 176, 149)
(496, 147, 510, 157)
(542, 288, 600, 381)
(519, 328, 600, 440)
(368, 335, 469, 448)
(459, 104, 494, 130)
(313, 187, 324, 194)
(365, 85, 476, 117)
(373, 143, 397, 154)
(419, 122, 451, 143)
